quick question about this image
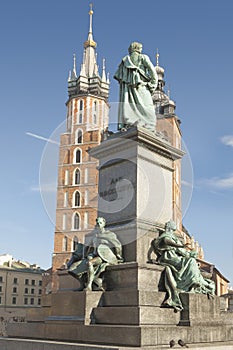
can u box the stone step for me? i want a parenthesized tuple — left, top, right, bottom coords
(7, 322, 233, 347)
(102, 290, 166, 307)
(92, 306, 180, 325)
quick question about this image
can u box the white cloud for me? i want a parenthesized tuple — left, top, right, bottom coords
(201, 174, 233, 190)
(220, 135, 233, 147)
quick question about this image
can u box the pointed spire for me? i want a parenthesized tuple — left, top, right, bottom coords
(89, 3, 93, 35)
(84, 3, 97, 48)
(102, 58, 107, 82)
(107, 72, 110, 84)
(71, 53, 77, 79)
(68, 70, 71, 82)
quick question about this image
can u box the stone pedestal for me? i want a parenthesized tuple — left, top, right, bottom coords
(88, 126, 184, 263)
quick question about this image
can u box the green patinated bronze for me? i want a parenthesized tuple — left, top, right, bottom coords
(114, 42, 158, 131)
(67, 217, 123, 291)
(151, 220, 215, 311)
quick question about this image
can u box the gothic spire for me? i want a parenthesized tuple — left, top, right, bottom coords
(82, 3, 99, 78)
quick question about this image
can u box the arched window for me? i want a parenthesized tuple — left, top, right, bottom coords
(72, 236, 79, 251)
(73, 191, 81, 207)
(79, 100, 84, 111)
(75, 129, 83, 144)
(74, 148, 81, 163)
(93, 100, 98, 124)
(73, 213, 80, 230)
(62, 236, 68, 251)
(78, 100, 84, 124)
(74, 168, 81, 185)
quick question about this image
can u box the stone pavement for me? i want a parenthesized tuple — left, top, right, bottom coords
(1, 338, 233, 350)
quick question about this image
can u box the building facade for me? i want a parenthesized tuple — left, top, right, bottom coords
(0, 255, 43, 313)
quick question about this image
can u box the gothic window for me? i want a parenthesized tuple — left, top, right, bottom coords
(73, 213, 80, 230)
(62, 236, 68, 251)
(74, 149, 81, 163)
(76, 129, 83, 144)
(93, 100, 98, 124)
(74, 168, 81, 185)
(72, 236, 78, 251)
(73, 191, 81, 207)
(79, 114, 83, 124)
(79, 100, 84, 111)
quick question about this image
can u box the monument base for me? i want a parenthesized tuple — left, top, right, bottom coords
(7, 265, 233, 348)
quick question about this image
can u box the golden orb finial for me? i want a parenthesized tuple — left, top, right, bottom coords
(89, 3, 93, 15)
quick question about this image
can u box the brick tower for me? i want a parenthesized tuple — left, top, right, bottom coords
(52, 5, 110, 288)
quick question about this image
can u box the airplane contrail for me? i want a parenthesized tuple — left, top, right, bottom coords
(26, 132, 59, 145)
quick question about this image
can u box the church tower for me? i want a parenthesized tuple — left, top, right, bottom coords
(52, 5, 110, 280)
(153, 51, 182, 235)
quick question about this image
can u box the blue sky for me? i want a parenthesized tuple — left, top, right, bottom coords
(0, 0, 233, 284)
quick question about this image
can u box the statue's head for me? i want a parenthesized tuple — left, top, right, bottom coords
(165, 220, 177, 231)
(128, 42, 143, 54)
(96, 216, 106, 229)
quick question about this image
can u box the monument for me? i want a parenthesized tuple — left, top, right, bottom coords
(5, 7, 233, 350)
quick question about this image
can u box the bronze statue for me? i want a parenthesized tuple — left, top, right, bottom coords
(67, 217, 123, 291)
(150, 220, 215, 311)
(114, 41, 158, 131)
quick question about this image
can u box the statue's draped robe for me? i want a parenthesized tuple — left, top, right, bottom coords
(114, 54, 157, 130)
(68, 231, 122, 286)
(153, 232, 215, 311)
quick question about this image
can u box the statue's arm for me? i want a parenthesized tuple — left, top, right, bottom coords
(143, 55, 158, 89)
(163, 237, 184, 248)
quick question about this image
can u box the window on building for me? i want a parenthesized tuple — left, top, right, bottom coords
(72, 236, 78, 251)
(25, 288, 28, 294)
(62, 236, 68, 252)
(13, 277, 18, 284)
(31, 280, 36, 286)
(74, 169, 81, 185)
(79, 114, 83, 124)
(76, 129, 83, 144)
(13, 287, 17, 294)
(0, 286, 2, 293)
(31, 288, 35, 294)
(0, 276, 3, 283)
(79, 99, 83, 111)
(30, 298, 34, 305)
(24, 298, 28, 305)
(75, 149, 81, 163)
(73, 213, 80, 230)
(12, 297, 17, 305)
(39, 289, 42, 295)
(39, 281, 42, 287)
(25, 279, 29, 285)
(38, 298, 41, 305)
(0, 297, 2, 304)
(74, 191, 81, 207)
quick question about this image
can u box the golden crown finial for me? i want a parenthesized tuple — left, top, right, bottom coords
(89, 3, 93, 15)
